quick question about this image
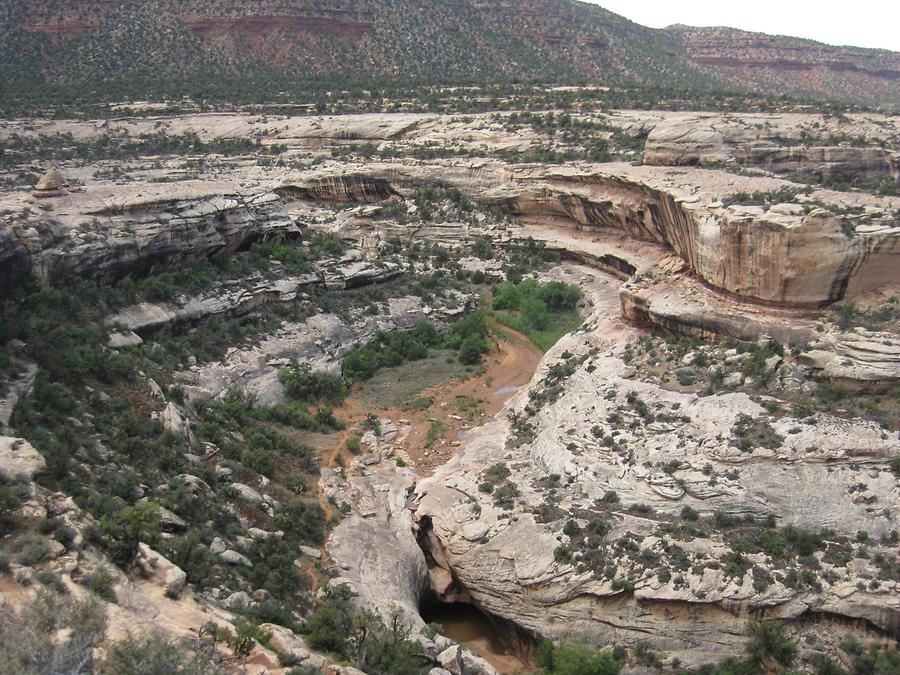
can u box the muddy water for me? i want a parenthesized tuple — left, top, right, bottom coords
(422, 603, 531, 673)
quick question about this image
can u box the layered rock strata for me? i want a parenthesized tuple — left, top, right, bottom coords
(0, 182, 297, 291)
(277, 160, 899, 307)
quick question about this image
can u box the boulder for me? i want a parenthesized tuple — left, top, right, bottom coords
(261, 623, 328, 669)
(251, 589, 271, 602)
(0, 437, 46, 480)
(158, 402, 194, 446)
(147, 378, 165, 400)
(722, 372, 743, 388)
(32, 167, 64, 198)
(219, 550, 252, 567)
(157, 507, 188, 533)
(108, 331, 143, 349)
(225, 591, 252, 609)
(437, 645, 498, 675)
(136, 543, 186, 597)
(231, 482, 265, 504)
(299, 545, 322, 560)
(174, 474, 213, 497)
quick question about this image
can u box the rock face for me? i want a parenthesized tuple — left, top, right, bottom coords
(157, 402, 195, 447)
(0, 363, 37, 432)
(0, 226, 32, 294)
(324, 466, 429, 632)
(799, 329, 900, 392)
(0, 182, 297, 291)
(279, 160, 899, 307)
(644, 113, 899, 186)
(262, 623, 327, 670)
(104, 250, 401, 338)
(2, 111, 896, 310)
(619, 276, 820, 345)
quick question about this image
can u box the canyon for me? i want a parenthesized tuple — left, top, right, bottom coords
(1, 69, 899, 675)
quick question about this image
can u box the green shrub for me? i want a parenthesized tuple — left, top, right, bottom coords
(745, 620, 796, 669)
(492, 283, 521, 310)
(681, 505, 700, 521)
(83, 566, 118, 603)
(0, 480, 23, 535)
(242, 447, 276, 478)
(35, 570, 68, 595)
(676, 369, 698, 386)
(459, 333, 488, 365)
(163, 534, 212, 586)
(304, 600, 353, 655)
(493, 482, 519, 509)
(100, 631, 217, 674)
(492, 279, 581, 350)
(278, 365, 347, 405)
(99, 502, 161, 567)
(17, 534, 51, 566)
(275, 499, 325, 544)
(0, 591, 108, 675)
(448, 311, 490, 346)
(536, 639, 622, 675)
(485, 463, 511, 481)
(247, 536, 304, 599)
(303, 586, 427, 673)
(425, 420, 446, 448)
(342, 322, 440, 381)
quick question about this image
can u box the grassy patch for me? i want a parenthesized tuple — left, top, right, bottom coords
(493, 308, 582, 352)
(425, 420, 446, 448)
(353, 350, 466, 410)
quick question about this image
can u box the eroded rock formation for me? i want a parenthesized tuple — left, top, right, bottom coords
(411, 266, 899, 667)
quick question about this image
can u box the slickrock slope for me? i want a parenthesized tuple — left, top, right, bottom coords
(643, 112, 900, 186)
(413, 265, 900, 667)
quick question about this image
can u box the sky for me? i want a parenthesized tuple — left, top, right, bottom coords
(586, 1, 899, 51)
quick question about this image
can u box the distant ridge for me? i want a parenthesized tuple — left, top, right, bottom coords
(669, 25, 900, 107)
(1, 0, 897, 107)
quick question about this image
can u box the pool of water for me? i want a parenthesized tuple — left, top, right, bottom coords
(493, 385, 519, 397)
(421, 603, 530, 673)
